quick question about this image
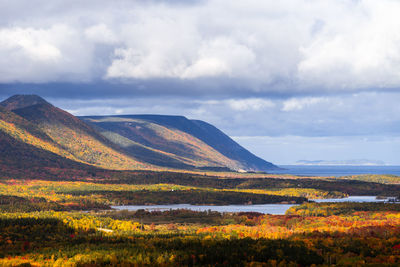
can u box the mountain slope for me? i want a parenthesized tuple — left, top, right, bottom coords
(81, 116, 242, 170)
(0, 106, 78, 161)
(190, 119, 278, 171)
(1, 96, 158, 171)
(0, 94, 277, 172)
(0, 94, 48, 111)
(0, 106, 98, 179)
(81, 115, 278, 171)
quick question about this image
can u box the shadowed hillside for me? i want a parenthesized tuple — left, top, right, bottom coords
(0, 94, 48, 111)
(82, 116, 242, 170)
(82, 115, 278, 171)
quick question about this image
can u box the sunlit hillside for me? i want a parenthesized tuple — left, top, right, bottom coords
(0, 106, 97, 178)
(0, 95, 278, 173)
(0, 96, 160, 171)
(83, 117, 242, 170)
(13, 103, 159, 171)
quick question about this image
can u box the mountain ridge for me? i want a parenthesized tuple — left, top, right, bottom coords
(0, 94, 278, 172)
(81, 114, 278, 171)
(0, 94, 49, 111)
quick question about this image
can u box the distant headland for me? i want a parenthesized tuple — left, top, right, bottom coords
(294, 159, 386, 166)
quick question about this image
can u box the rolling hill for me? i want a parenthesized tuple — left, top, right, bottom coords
(0, 95, 278, 173)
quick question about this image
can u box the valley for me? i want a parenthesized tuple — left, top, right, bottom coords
(0, 95, 400, 266)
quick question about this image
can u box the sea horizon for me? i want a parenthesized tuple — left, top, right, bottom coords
(271, 165, 400, 177)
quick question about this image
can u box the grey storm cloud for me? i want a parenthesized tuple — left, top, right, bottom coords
(1, 0, 400, 95)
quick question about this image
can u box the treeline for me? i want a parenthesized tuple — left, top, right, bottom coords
(339, 174, 400, 184)
(286, 202, 400, 216)
(2, 180, 342, 209)
(97, 171, 400, 196)
(0, 194, 108, 212)
(0, 194, 66, 212)
(65, 189, 307, 205)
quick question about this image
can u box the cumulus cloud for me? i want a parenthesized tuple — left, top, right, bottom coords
(0, 0, 400, 93)
(85, 24, 118, 44)
(0, 24, 93, 82)
(2, 0, 400, 164)
(297, 0, 400, 89)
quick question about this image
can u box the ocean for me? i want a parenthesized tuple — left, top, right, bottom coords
(270, 165, 400, 177)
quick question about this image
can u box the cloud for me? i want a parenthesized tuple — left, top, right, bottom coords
(227, 98, 275, 111)
(0, 0, 400, 94)
(1, 0, 400, 164)
(297, 0, 400, 89)
(282, 97, 326, 111)
(106, 36, 256, 80)
(42, 91, 400, 139)
(1, 88, 397, 163)
(85, 24, 118, 44)
(0, 24, 93, 82)
(0, 27, 61, 61)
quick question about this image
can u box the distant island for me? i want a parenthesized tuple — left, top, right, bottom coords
(294, 159, 386, 166)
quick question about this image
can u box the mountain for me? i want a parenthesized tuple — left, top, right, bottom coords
(295, 159, 386, 166)
(1, 95, 158, 171)
(81, 116, 243, 170)
(0, 94, 277, 172)
(0, 105, 98, 179)
(0, 94, 48, 111)
(81, 115, 278, 171)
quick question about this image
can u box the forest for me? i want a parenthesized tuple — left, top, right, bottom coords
(0, 177, 399, 266)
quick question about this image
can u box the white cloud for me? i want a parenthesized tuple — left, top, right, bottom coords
(181, 58, 228, 78)
(297, 0, 400, 89)
(0, 27, 61, 62)
(282, 97, 326, 111)
(0, 24, 93, 82)
(181, 37, 256, 79)
(227, 98, 275, 111)
(85, 24, 118, 44)
(2, 0, 400, 92)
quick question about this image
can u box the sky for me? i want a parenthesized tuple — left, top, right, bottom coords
(0, 0, 399, 165)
